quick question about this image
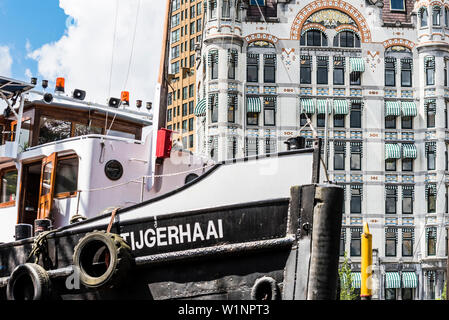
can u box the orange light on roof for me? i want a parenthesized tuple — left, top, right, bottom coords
(55, 77, 65, 93)
(121, 91, 130, 105)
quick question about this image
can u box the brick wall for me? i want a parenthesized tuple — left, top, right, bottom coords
(382, 0, 415, 25)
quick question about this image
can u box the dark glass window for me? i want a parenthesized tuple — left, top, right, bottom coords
(334, 114, 345, 127)
(350, 72, 361, 85)
(427, 227, 437, 255)
(426, 101, 436, 128)
(350, 102, 361, 128)
(402, 158, 413, 171)
(402, 229, 414, 256)
(334, 143, 345, 170)
(301, 30, 327, 46)
(385, 58, 396, 87)
(350, 187, 362, 214)
(210, 94, 218, 123)
(334, 31, 360, 48)
(402, 116, 412, 129)
(300, 113, 311, 126)
(350, 228, 362, 256)
(385, 116, 396, 129)
(421, 8, 428, 27)
(385, 187, 397, 214)
(264, 98, 276, 126)
(385, 229, 397, 257)
(425, 57, 435, 85)
(340, 229, 346, 257)
(317, 57, 328, 84)
(350, 143, 362, 171)
(317, 114, 325, 128)
(247, 54, 259, 82)
(385, 159, 396, 171)
(247, 112, 259, 126)
(55, 157, 79, 195)
(0, 170, 17, 203)
(401, 60, 412, 87)
(264, 54, 276, 83)
(211, 52, 218, 80)
(427, 144, 436, 170)
(333, 58, 344, 85)
(390, 0, 405, 11)
(427, 185, 436, 213)
(300, 56, 312, 84)
(402, 188, 413, 214)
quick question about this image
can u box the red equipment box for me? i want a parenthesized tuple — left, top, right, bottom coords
(156, 128, 173, 159)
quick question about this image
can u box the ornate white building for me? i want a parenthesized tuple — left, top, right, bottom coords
(193, 0, 449, 300)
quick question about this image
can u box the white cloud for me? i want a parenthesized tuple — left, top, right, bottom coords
(28, 0, 166, 107)
(0, 46, 13, 77)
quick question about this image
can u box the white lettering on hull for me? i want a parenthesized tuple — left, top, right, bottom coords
(120, 219, 224, 251)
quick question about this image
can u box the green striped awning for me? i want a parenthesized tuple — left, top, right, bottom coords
(402, 272, 418, 288)
(385, 272, 401, 289)
(401, 101, 417, 117)
(194, 98, 207, 116)
(333, 100, 349, 115)
(351, 272, 361, 289)
(316, 99, 331, 114)
(247, 97, 262, 113)
(385, 101, 401, 117)
(301, 99, 315, 114)
(402, 144, 417, 159)
(385, 144, 401, 160)
(340, 272, 361, 289)
(349, 57, 365, 73)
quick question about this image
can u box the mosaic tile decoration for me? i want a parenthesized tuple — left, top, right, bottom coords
(300, 87, 312, 95)
(401, 132, 414, 141)
(351, 131, 362, 140)
(425, 88, 436, 97)
(350, 88, 362, 97)
(425, 173, 437, 183)
(402, 217, 414, 226)
(350, 217, 363, 225)
(350, 174, 363, 183)
(425, 131, 436, 139)
(334, 131, 346, 139)
(264, 86, 277, 95)
(300, 130, 313, 138)
(426, 216, 437, 225)
(247, 86, 259, 94)
(385, 175, 398, 183)
(334, 174, 346, 183)
(402, 175, 414, 183)
(385, 132, 398, 140)
(209, 83, 219, 92)
(385, 217, 398, 226)
(333, 88, 345, 96)
(385, 90, 397, 98)
(445, 89, 449, 98)
(317, 87, 329, 96)
(228, 83, 238, 91)
(401, 90, 413, 98)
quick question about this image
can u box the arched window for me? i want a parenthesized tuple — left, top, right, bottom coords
(300, 30, 328, 47)
(433, 6, 441, 26)
(333, 31, 361, 48)
(421, 7, 428, 27)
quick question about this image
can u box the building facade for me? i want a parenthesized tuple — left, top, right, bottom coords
(193, 0, 449, 299)
(166, 0, 204, 151)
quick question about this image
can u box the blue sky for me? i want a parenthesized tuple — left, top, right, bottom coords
(0, 0, 69, 82)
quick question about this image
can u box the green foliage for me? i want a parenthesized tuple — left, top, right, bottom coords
(437, 281, 447, 300)
(339, 252, 358, 300)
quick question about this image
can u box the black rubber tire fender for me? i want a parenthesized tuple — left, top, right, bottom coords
(72, 230, 133, 289)
(251, 276, 279, 301)
(6, 263, 51, 300)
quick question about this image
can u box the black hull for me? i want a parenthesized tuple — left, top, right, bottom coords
(0, 184, 343, 300)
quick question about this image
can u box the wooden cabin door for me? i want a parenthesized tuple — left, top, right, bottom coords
(37, 153, 57, 220)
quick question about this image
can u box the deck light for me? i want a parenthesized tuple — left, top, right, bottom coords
(73, 89, 86, 101)
(136, 100, 142, 108)
(55, 77, 65, 93)
(121, 91, 130, 106)
(30, 78, 37, 85)
(146, 102, 152, 110)
(108, 97, 121, 108)
(42, 80, 48, 89)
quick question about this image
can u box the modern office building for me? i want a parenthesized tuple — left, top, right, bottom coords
(193, 0, 449, 299)
(165, 0, 204, 151)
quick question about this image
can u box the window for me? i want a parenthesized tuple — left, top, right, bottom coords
(246, 137, 258, 156)
(426, 99, 436, 128)
(340, 229, 346, 256)
(300, 113, 311, 126)
(228, 49, 237, 80)
(188, 118, 194, 131)
(402, 186, 413, 214)
(210, 0, 217, 19)
(0, 169, 17, 204)
(427, 184, 437, 213)
(172, 0, 180, 11)
(317, 57, 329, 84)
(350, 227, 362, 256)
(350, 71, 361, 86)
(189, 134, 194, 148)
(425, 56, 435, 85)
(401, 59, 412, 87)
(402, 116, 412, 129)
(333, 31, 360, 48)
(350, 142, 362, 171)
(74, 124, 102, 137)
(265, 138, 276, 155)
(402, 158, 413, 171)
(264, 97, 276, 126)
(350, 102, 361, 128)
(385, 58, 396, 87)
(210, 50, 218, 80)
(263, 54, 276, 83)
(190, 5, 196, 19)
(390, 0, 405, 11)
(171, 60, 180, 74)
(433, 6, 441, 26)
(446, 7, 449, 27)
(385, 186, 397, 214)
(38, 117, 71, 145)
(300, 56, 312, 84)
(426, 142, 436, 170)
(171, 29, 180, 43)
(385, 228, 398, 256)
(333, 57, 345, 85)
(300, 30, 328, 47)
(171, 45, 180, 59)
(350, 186, 362, 214)
(167, 109, 173, 122)
(228, 137, 237, 159)
(247, 53, 259, 83)
(334, 114, 345, 128)
(196, 18, 202, 33)
(402, 229, 414, 256)
(421, 8, 428, 27)
(210, 94, 218, 123)
(228, 94, 237, 123)
(317, 114, 325, 128)
(182, 103, 188, 117)
(385, 159, 396, 171)
(427, 227, 437, 256)
(55, 157, 79, 196)
(334, 142, 345, 170)
(222, 0, 230, 18)
(385, 115, 396, 129)
(247, 112, 259, 126)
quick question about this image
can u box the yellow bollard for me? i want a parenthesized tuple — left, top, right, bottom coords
(361, 222, 372, 300)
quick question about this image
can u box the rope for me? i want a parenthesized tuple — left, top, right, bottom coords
(107, 208, 119, 233)
(26, 230, 58, 264)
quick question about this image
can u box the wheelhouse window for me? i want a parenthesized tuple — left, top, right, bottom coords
(333, 31, 360, 48)
(38, 117, 71, 145)
(0, 169, 17, 205)
(54, 156, 79, 196)
(300, 30, 327, 47)
(300, 56, 312, 84)
(74, 124, 102, 137)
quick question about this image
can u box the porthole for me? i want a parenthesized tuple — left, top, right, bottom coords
(104, 160, 123, 181)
